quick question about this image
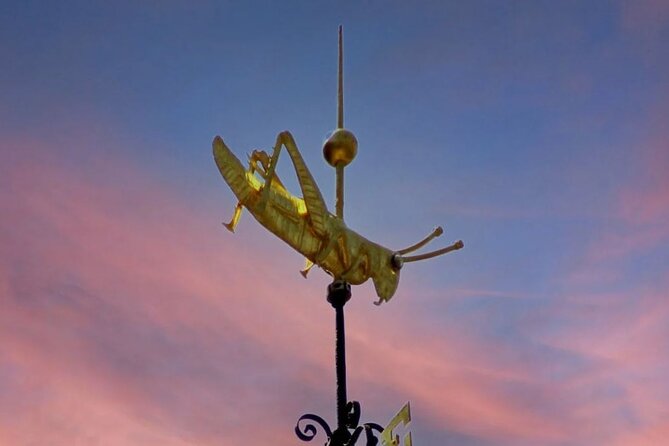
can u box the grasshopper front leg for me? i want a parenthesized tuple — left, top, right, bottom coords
(250, 150, 288, 190)
(259, 137, 283, 211)
(224, 150, 276, 233)
(300, 258, 315, 278)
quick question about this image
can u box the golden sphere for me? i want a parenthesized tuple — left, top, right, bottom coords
(323, 128, 358, 167)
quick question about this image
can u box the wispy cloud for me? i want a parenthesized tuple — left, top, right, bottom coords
(3, 123, 669, 445)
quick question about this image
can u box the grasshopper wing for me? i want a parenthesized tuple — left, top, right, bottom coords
(213, 136, 255, 204)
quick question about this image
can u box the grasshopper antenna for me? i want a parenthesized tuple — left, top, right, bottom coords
(397, 226, 444, 255)
(401, 240, 464, 263)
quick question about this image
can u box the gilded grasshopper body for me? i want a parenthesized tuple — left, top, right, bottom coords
(213, 131, 462, 303)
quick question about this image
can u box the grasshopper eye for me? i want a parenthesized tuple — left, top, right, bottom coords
(391, 253, 404, 271)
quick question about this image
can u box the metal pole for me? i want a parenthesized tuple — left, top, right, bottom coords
(335, 25, 345, 220)
(327, 280, 352, 445)
(296, 280, 383, 445)
(336, 163, 344, 219)
(337, 25, 344, 130)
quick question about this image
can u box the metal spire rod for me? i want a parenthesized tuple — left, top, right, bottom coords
(335, 25, 345, 219)
(293, 25, 420, 446)
(337, 25, 344, 129)
(323, 25, 357, 221)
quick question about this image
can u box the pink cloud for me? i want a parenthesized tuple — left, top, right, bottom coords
(611, 422, 669, 446)
(0, 134, 562, 445)
(1, 137, 337, 445)
(617, 135, 669, 226)
(2, 130, 669, 446)
(536, 115, 669, 443)
(620, 0, 669, 35)
(534, 285, 669, 444)
(344, 323, 568, 443)
(567, 129, 669, 281)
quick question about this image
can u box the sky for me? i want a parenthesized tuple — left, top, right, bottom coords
(1, 1, 668, 445)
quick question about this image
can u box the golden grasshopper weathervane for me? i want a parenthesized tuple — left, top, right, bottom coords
(213, 27, 462, 446)
(213, 27, 463, 305)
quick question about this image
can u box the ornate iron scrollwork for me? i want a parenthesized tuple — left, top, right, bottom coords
(295, 414, 333, 443)
(295, 400, 384, 446)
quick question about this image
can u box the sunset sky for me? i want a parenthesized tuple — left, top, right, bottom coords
(2, 1, 668, 445)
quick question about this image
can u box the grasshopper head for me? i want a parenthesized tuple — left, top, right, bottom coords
(372, 252, 403, 304)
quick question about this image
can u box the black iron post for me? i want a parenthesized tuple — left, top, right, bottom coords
(328, 280, 352, 445)
(295, 280, 383, 445)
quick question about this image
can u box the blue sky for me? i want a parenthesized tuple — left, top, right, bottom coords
(1, 1, 668, 445)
